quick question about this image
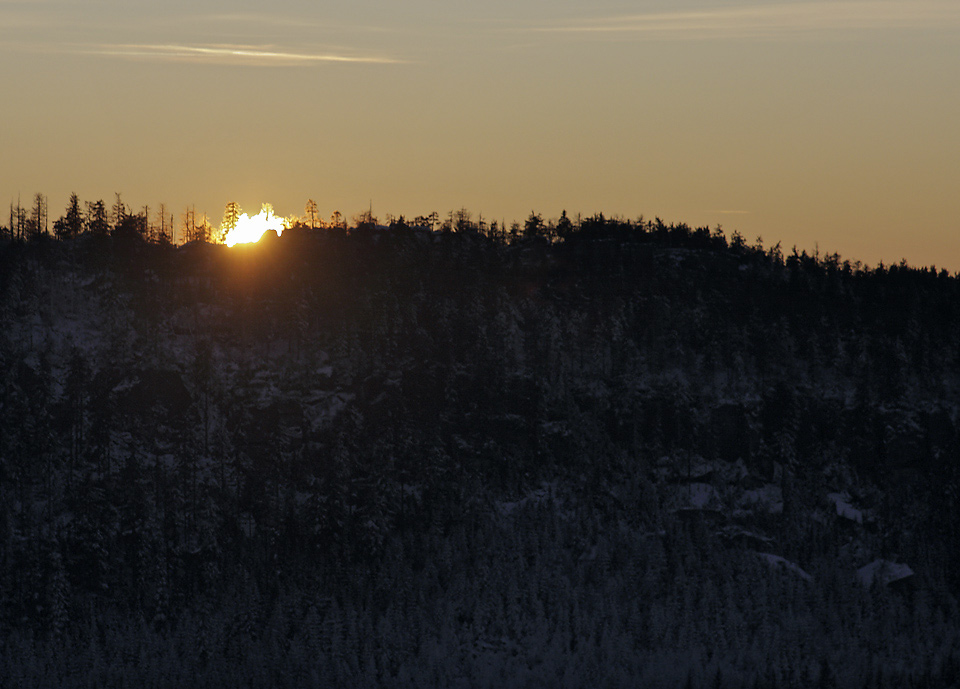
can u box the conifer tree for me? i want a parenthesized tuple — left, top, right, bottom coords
(305, 199, 319, 229)
(221, 201, 241, 243)
(111, 192, 127, 232)
(86, 199, 109, 236)
(62, 193, 83, 239)
(29, 192, 47, 238)
(156, 203, 171, 244)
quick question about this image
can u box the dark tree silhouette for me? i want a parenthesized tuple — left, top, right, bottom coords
(53, 192, 83, 241)
(85, 199, 109, 236)
(524, 210, 544, 239)
(304, 199, 319, 229)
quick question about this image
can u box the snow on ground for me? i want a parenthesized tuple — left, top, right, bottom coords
(686, 482, 719, 509)
(303, 392, 354, 433)
(495, 482, 559, 516)
(719, 526, 774, 547)
(756, 552, 813, 582)
(668, 482, 722, 512)
(827, 492, 864, 523)
(738, 483, 784, 514)
(857, 559, 914, 587)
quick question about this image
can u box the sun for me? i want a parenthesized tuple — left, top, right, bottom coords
(223, 204, 288, 247)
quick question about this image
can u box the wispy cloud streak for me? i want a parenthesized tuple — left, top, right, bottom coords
(196, 13, 394, 34)
(85, 43, 405, 66)
(535, 1, 960, 40)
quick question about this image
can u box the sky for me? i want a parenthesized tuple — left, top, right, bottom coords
(2, 0, 959, 269)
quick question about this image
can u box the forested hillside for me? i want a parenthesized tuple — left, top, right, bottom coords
(2, 220, 960, 688)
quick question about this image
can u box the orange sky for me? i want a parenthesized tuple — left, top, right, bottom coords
(2, 0, 959, 269)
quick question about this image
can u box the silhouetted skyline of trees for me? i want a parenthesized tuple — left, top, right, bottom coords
(6, 190, 957, 278)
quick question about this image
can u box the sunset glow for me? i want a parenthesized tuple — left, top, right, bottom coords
(223, 205, 287, 247)
(2, 0, 960, 268)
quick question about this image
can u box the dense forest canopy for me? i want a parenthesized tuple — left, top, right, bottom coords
(2, 209, 960, 687)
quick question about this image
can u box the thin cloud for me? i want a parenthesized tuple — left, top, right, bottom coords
(197, 13, 394, 34)
(535, 1, 960, 41)
(86, 43, 405, 66)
